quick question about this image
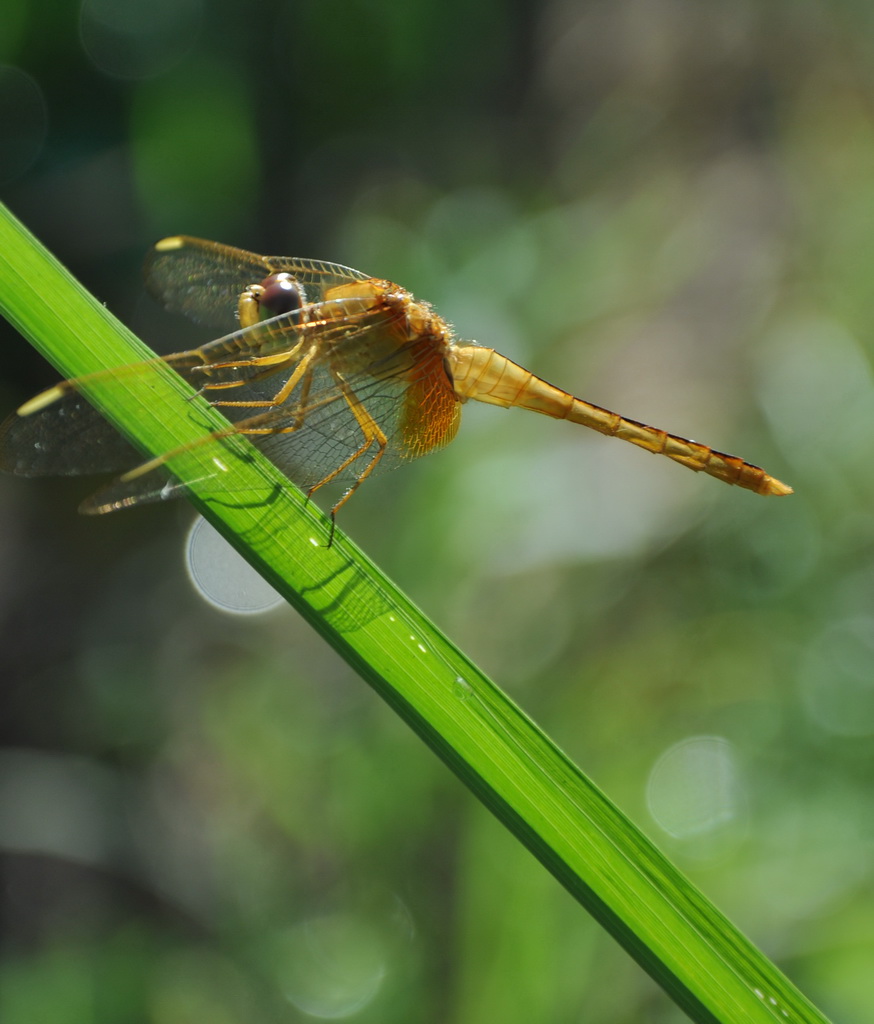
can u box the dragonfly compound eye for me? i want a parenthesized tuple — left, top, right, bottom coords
(258, 273, 303, 318)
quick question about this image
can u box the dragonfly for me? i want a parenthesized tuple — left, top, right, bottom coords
(0, 235, 792, 533)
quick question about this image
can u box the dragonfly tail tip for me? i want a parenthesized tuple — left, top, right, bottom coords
(764, 476, 793, 497)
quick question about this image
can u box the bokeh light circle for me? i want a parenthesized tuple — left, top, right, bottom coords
(79, 0, 202, 80)
(269, 913, 387, 1019)
(185, 516, 284, 616)
(0, 65, 47, 183)
(647, 735, 743, 843)
(800, 617, 874, 737)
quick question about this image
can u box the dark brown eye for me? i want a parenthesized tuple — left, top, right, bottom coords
(258, 273, 302, 318)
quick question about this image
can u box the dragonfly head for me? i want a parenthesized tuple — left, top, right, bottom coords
(255, 273, 304, 320)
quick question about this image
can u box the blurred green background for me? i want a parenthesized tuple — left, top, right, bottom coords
(1, 1, 872, 1021)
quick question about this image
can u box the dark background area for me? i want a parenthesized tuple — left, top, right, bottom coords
(2, 1, 873, 1021)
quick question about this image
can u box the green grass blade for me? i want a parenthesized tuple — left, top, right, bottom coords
(0, 202, 831, 1024)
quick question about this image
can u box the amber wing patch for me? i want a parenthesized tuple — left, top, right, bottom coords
(398, 346, 461, 459)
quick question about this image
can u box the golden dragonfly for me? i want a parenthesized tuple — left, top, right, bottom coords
(0, 235, 792, 527)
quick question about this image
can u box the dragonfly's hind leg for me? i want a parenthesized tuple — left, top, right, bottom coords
(227, 369, 385, 545)
(300, 374, 388, 545)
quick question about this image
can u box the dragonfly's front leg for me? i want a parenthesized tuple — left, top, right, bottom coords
(192, 343, 310, 409)
(115, 350, 319, 487)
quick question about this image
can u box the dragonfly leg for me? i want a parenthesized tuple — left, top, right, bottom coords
(305, 375, 389, 544)
(212, 366, 386, 546)
(166, 345, 301, 403)
(115, 355, 319, 486)
(194, 347, 304, 378)
(190, 344, 304, 395)
(204, 345, 315, 409)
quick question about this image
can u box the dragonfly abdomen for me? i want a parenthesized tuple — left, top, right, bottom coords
(449, 344, 791, 497)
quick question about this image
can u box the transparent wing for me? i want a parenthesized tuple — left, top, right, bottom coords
(79, 336, 462, 514)
(0, 392, 140, 477)
(144, 235, 371, 330)
(1, 298, 461, 513)
(75, 366, 390, 513)
(0, 296, 403, 478)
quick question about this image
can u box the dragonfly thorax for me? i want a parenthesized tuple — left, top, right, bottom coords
(322, 278, 453, 360)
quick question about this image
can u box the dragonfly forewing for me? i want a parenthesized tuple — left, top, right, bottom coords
(145, 235, 371, 330)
